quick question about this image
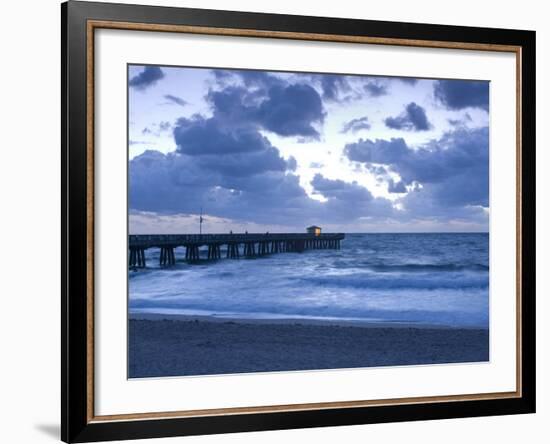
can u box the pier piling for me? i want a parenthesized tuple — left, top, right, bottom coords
(129, 232, 345, 269)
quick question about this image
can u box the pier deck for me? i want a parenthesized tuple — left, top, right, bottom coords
(128, 233, 345, 268)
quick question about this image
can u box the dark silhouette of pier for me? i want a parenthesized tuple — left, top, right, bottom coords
(128, 233, 345, 268)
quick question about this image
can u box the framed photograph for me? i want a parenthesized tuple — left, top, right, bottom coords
(62, 1, 536, 442)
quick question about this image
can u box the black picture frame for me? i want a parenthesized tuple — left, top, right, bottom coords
(62, 1, 536, 442)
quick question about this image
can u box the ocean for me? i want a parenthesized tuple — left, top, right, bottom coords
(128, 233, 489, 328)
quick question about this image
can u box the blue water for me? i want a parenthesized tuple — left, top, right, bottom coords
(129, 233, 489, 328)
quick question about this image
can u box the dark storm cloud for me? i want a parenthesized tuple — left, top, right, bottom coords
(434, 80, 489, 111)
(384, 102, 432, 131)
(194, 149, 290, 177)
(206, 82, 325, 140)
(174, 116, 269, 155)
(363, 81, 388, 97)
(129, 66, 165, 90)
(129, 148, 396, 226)
(311, 174, 373, 202)
(163, 94, 187, 107)
(173, 115, 292, 177)
(165, 70, 322, 202)
(129, 65, 489, 228)
(129, 150, 236, 215)
(206, 87, 251, 123)
(130, 125, 486, 227)
(344, 126, 489, 209)
(166, 69, 325, 198)
(341, 116, 371, 133)
(212, 67, 391, 107)
(256, 84, 325, 138)
(128, 150, 318, 225)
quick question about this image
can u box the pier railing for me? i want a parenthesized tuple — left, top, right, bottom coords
(128, 233, 345, 268)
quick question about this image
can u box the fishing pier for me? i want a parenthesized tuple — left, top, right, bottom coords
(128, 232, 345, 268)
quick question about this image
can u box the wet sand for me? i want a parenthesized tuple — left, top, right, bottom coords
(128, 315, 489, 378)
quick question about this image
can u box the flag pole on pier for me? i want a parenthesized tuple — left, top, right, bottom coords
(199, 207, 204, 236)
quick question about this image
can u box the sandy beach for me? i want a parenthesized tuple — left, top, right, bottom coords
(129, 314, 489, 378)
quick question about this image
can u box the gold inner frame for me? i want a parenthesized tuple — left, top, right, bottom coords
(85, 19, 523, 423)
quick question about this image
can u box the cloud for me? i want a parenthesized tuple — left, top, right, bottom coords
(129, 148, 397, 227)
(309, 162, 324, 168)
(236, 70, 285, 89)
(197, 148, 291, 178)
(159, 121, 171, 131)
(211, 68, 284, 90)
(319, 75, 352, 102)
(318, 75, 388, 102)
(207, 81, 325, 140)
(129, 66, 488, 230)
(142, 121, 171, 137)
(139, 71, 321, 222)
(130, 74, 307, 221)
(173, 116, 292, 177)
(345, 137, 410, 165)
(341, 116, 371, 133)
(255, 84, 325, 138)
(344, 126, 489, 211)
(214, 68, 389, 107)
(312, 174, 373, 202)
(363, 81, 388, 97)
(130, 123, 487, 228)
(365, 164, 389, 176)
(168, 70, 325, 188)
(311, 174, 395, 220)
(397, 77, 418, 85)
(387, 179, 407, 193)
(129, 140, 150, 146)
(129, 66, 165, 90)
(210, 69, 234, 86)
(434, 80, 489, 111)
(163, 94, 187, 107)
(128, 149, 318, 226)
(448, 113, 472, 127)
(174, 116, 267, 155)
(384, 102, 431, 131)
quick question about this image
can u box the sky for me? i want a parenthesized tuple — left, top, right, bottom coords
(128, 64, 489, 234)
